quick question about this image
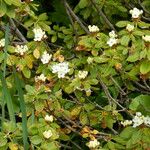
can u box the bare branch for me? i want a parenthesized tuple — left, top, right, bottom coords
(63, 0, 90, 34)
(90, 0, 116, 32)
(138, 0, 150, 15)
(110, 76, 126, 95)
(9, 18, 28, 43)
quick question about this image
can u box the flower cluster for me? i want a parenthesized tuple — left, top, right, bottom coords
(88, 25, 99, 33)
(121, 120, 132, 127)
(43, 130, 53, 139)
(33, 27, 47, 41)
(132, 112, 150, 128)
(142, 35, 150, 42)
(35, 74, 46, 82)
(0, 38, 5, 47)
(107, 30, 118, 47)
(129, 7, 143, 19)
(15, 45, 28, 55)
(77, 71, 88, 79)
(121, 112, 150, 128)
(126, 24, 134, 32)
(87, 139, 100, 149)
(44, 115, 54, 122)
(51, 62, 70, 78)
(41, 51, 52, 64)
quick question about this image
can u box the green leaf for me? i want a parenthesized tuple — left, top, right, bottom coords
(79, 111, 89, 125)
(120, 127, 137, 140)
(41, 142, 59, 150)
(129, 95, 150, 113)
(133, 30, 144, 36)
(116, 21, 130, 27)
(22, 67, 31, 78)
(25, 85, 35, 94)
(0, 134, 7, 147)
(6, 7, 15, 18)
(30, 135, 42, 145)
(120, 35, 130, 46)
(35, 101, 45, 111)
(140, 49, 147, 59)
(71, 106, 82, 117)
(78, 0, 88, 9)
(127, 52, 139, 62)
(0, 2, 7, 17)
(51, 35, 57, 43)
(138, 21, 150, 28)
(39, 13, 48, 21)
(140, 60, 150, 74)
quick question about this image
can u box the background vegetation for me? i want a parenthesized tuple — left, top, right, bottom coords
(0, 0, 150, 149)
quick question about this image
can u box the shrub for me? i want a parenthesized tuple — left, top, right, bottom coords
(0, 0, 150, 149)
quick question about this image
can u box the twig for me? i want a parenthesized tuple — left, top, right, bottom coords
(63, 0, 90, 34)
(90, 0, 116, 32)
(9, 18, 28, 43)
(98, 76, 126, 110)
(110, 76, 126, 95)
(60, 144, 72, 149)
(134, 81, 150, 91)
(138, 0, 150, 15)
(63, 0, 78, 46)
(143, 80, 150, 90)
(70, 141, 83, 150)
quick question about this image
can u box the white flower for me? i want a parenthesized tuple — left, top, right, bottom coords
(121, 120, 132, 127)
(126, 24, 134, 32)
(143, 116, 150, 126)
(87, 139, 100, 149)
(15, 45, 28, 55)
(51, 62, 70, 78)
(78, 71, 88, 79)
(0, 38, 5, 47)
(136, 112, 142, 117)
(129, 8, 143, 19)
(132, 115, 144, 128)
(142, 35, 150, 42)
(107, 38, 118, 47)
(33, 27, 47, 41)
(35, 74, 46, 82)
(87, 57, 93, 64)
(109, 30, 117, 38)
(88, 25, 99, 33)
(41, 51, 52, 64)
(44, 115, 54, 122)
(43, 130, 53, 139)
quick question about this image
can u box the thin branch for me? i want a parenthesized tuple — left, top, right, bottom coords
(70, 141, 83, 150)
(63, 0, 90, 34)
(143, 80, 150, 90)
(63, 0, 78, 46)
(99, 77, 123, 109)
(138, 0, 150, 15)
(134, 81, 150, 91)
(9, 18, 28, 43)
(90, 0, 116, 32)
(110, 76, 126, 95)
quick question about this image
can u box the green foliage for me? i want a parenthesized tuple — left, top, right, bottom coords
(0, 0, 150, 149)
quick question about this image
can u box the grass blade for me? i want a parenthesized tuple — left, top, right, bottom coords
(0, 71, 16, 126)
(0, 23, 16, 129)
(13, 70, 29, 150)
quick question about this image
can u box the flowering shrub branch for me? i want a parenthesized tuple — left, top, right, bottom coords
(0, 0, 150, 150)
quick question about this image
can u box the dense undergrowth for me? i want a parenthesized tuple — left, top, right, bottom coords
(0, 0, 150, 149)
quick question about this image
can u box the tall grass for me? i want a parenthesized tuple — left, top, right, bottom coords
(0, 24, 16, 130)
(13, 69, 29, 150)
(0, 23, 29, 149)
